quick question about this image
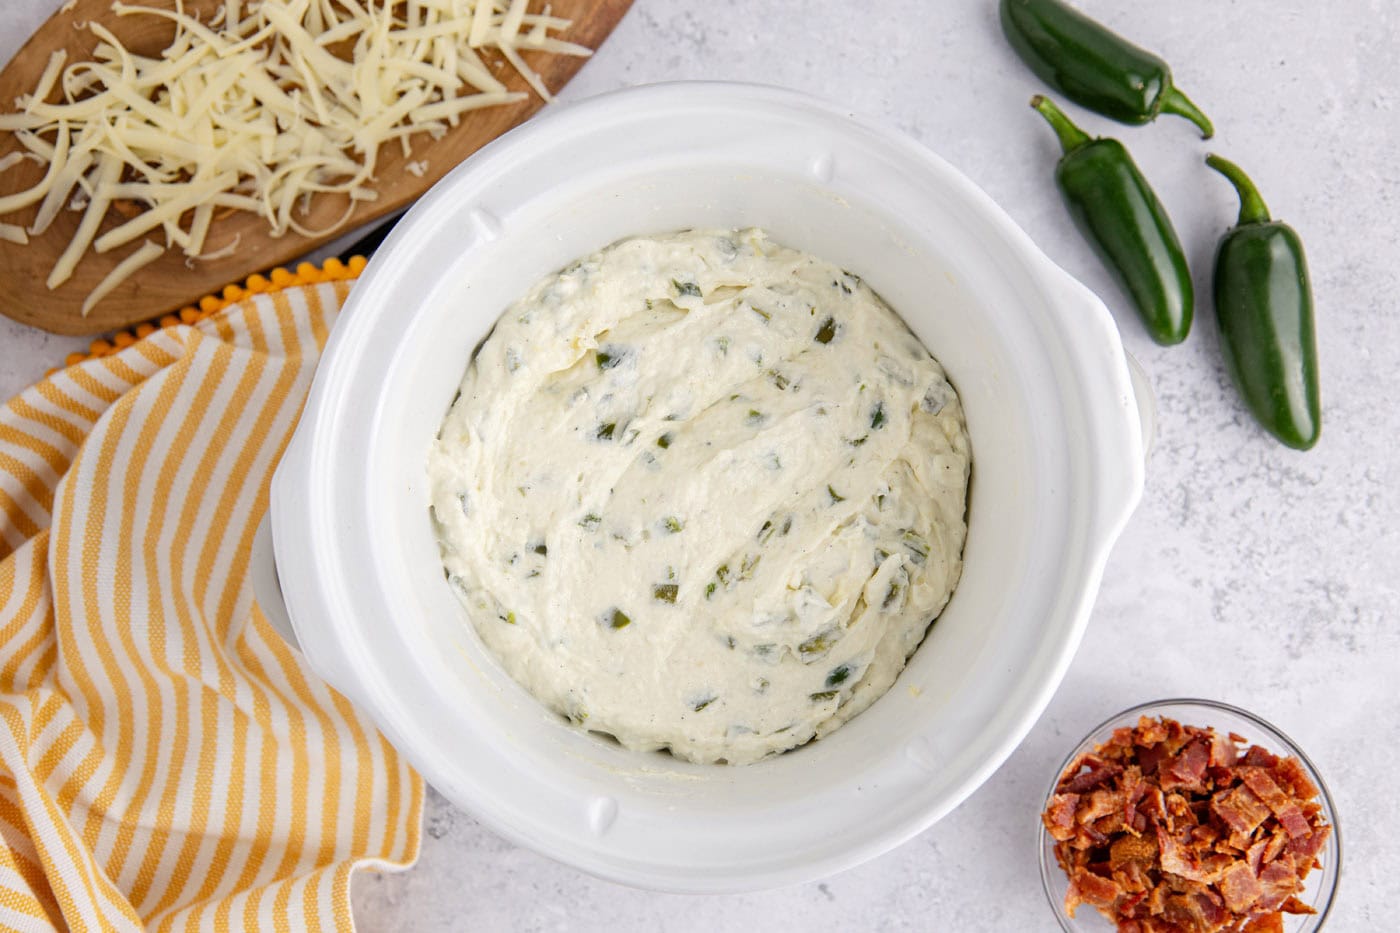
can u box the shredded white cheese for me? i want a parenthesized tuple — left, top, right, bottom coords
(188, 232, 240, 264)
(0, 1, 589, 313)
(81, 238, 163, 315)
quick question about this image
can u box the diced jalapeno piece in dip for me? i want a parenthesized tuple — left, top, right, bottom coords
(428, 228, 970, 765)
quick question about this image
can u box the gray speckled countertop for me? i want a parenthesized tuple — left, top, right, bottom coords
(4, 2, 1396, 930)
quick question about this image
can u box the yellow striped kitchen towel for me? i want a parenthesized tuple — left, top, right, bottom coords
(0, 262, 422, 931)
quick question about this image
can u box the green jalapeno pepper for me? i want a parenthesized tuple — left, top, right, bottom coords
(1206, 155, 1320, 450)
(1031, 96, 1193, 345)
(1001, 0, 1214, 138)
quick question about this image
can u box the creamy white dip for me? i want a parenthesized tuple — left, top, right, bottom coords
(429, 229, 970, 765)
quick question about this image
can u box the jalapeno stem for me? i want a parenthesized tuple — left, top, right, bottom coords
(1161, 87, 1215, 139)
(1206, 154, 1272, 226)
(1030, 95, 1090, 153)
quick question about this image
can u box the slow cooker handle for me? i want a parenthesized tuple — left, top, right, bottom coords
(250, 514, 301, 650)
(1041, 264, 1152, 546)
(1124, 352, 1156, 460)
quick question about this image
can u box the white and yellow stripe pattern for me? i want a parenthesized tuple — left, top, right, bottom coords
(0, 267, 422, 931)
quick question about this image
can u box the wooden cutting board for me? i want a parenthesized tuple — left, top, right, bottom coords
(0, 0, 632, 335)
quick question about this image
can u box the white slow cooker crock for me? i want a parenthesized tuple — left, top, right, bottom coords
(254, 82, 1152, 893)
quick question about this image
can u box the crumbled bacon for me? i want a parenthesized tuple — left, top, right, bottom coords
(1045, 793, 1080, 842)
(1212, 785, 1271, 837)
(1218, 862, 1264, 913)
(1286, 822, 1331, 866)
(1238, 768, 1313, 840)
(1241, 745, 1279, 769)
(1273, 757, 1319, 801)
(1072, 867, 1122, 908)
(1064, 754, 1122, 794)
(1043, 715, 1330, 932)
(1161, 738, 1211, 792)
(1242, 914, 1285, 933)
(1110, 834, 1157, 870)
(1261, 829, 1288, 867)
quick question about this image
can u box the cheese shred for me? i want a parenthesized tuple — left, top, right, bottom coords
(81, 238, 164, 315)
(0, 1, 588, 315)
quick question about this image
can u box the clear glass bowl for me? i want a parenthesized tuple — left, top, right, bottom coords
(1038, 699, 1341, 932)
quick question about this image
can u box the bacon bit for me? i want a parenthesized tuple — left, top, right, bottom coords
(1238, 768, 1312, 839)
(1147, 882, 1169, 916)
(1209, 731, 1238, 768)
(1241, 745, 1279, 768)
(1080, 787, 1126, 824)
(1242, 914, 1285, 933)
(1218, 861, 1264, 913)
(1045, 715, 1331, 932)
(1157, 825, 1205, 880)
(1190, 822, 1222, 850)
(1161, 738, 1211, 792)
(1118, 859, 1154, 895)
(1110, 834, 1157, 870)
(1212, 785, 1271, 836)
(1286, 822, 1331, 868)
(1278, 895, 1318, 916)
(1246, 838, 1268, 876)
(1119, 891, 1148, 914)
(1257, 855, 1301, 911)
(1137, 717, 1170, 746)
(1274, 756, 1320, 801)
(1064, 755, 1121, 793)
(1136, 741, 1171, 776)
(1044, 793, 1080, 842)
(1072, 867, 1121, 908)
